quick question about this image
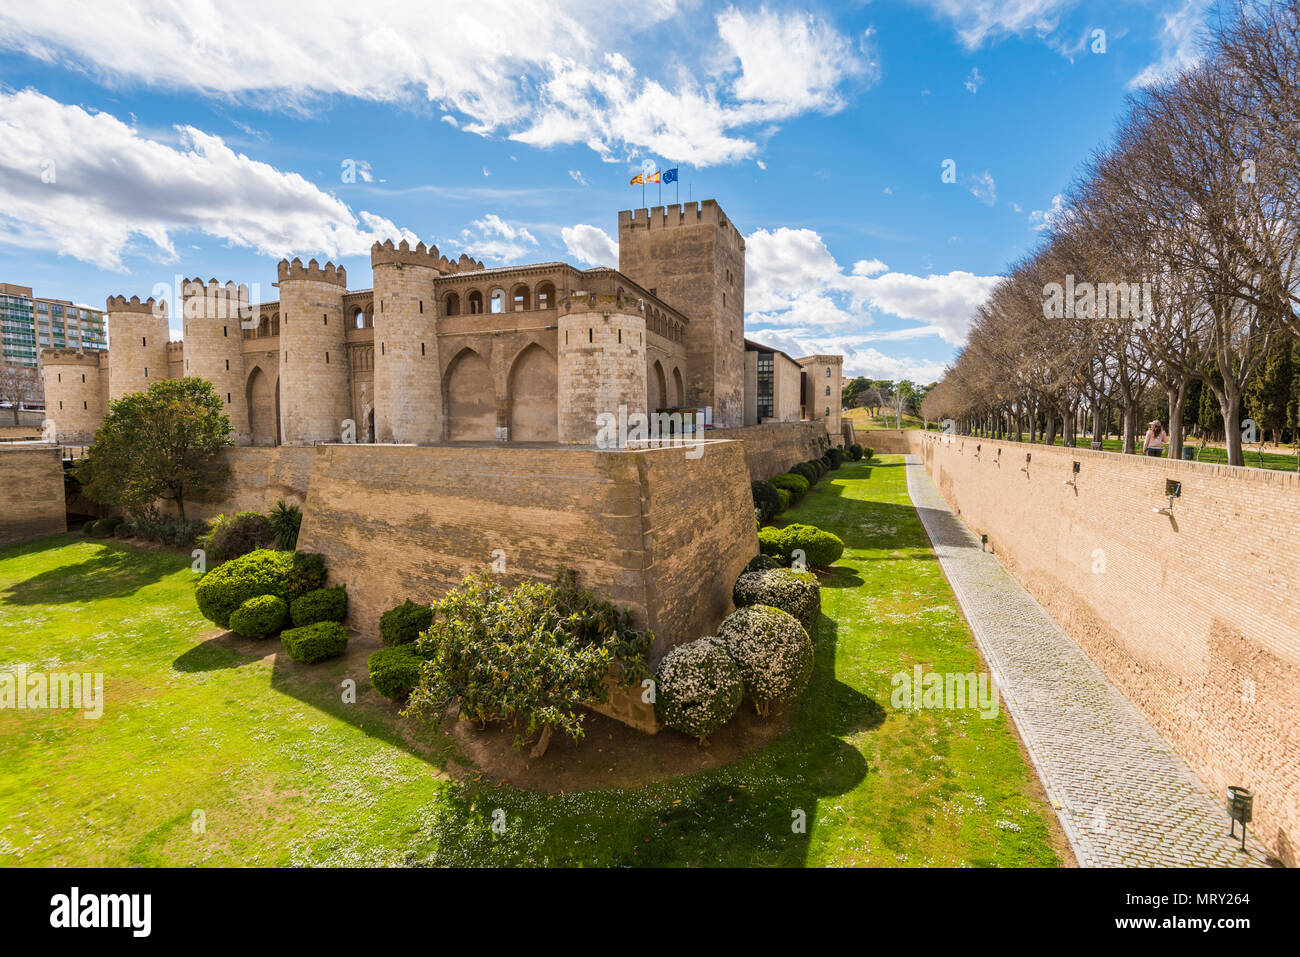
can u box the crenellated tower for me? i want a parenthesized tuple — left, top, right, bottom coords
(106, 295, 171, 401)
(557, 288, 647, 445)
(182, 279, 251, 445)
(277, 258, 350, 445)
(617, 200, 746, 428)
(40, 348, 105, 444)
(371, 239, 442, 444)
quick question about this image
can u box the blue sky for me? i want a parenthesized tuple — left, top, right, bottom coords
(0, 0, 1212, 382)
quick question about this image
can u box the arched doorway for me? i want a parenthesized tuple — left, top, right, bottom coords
(508, 344, 558, 442)
(671, 366, 685, 407)
(246, 366, 277, 446)
(649, 360, 667, 413)
(444, 349, 496, 441)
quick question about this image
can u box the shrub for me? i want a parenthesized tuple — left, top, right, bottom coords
(228, 594, 289, 638)
(290, 585, 348, 627)
(281, 621, 349, 663)
(750, 479, 781, 523)
(113, 523, 133, 538)
(819, 453, 833, 472)
(776, 488, 792, 511)
(98, 516, 124, 536)
(82, 519, 99, 536)
(770, 472, 810, 496)
(717, 605, 814, 716)
(653, 637, 745, 742)
(757, 526, 785, 558)
(406, 572, 652, 756)
(194, 548, 293, 629)
(791, 462, 818, 485)
(733, 567, 821, 636)
(827, 447, 845, 468)
(848, 443, 864, 461)
(285, 551, 327, 598)
(368, 646, 424, 700)
(380, 599, 434, 647)
(806, 458, 826, 479)
(744, 554, 782, 574)
(204, 510, 273, 564)
(864, 447, 874, 461)
(780, 523, 845, 568)
(268, 499, 302, 551)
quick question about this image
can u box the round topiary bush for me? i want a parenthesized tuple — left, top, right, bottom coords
(290, 585, 348, 627)
(368, 645, 424, 700)
(206, 510, 274, 564)
(285, 551, 327, 598)
(780, 523, 845, 568)
(758, 526, 785, 558)
(776, 488, 792, 511)
(770, 472, 810, 496)
(229, 594, 289, 638)
(750, 479, 782, 523)
(380, 599, 434, 647)
(827, 447, 845, 468)
(717, 605, 814, 716)
(653, 637, 745, 742)
(864, 446, 874, 461)
(848, 443, 864, 461)
(281, 621, 349, 663)
(194, 548, 293, 629)
(744, 554, 782, 574)
(733, 567, 821, 636)
(819, 453, 833, 472)
(791, 462, 818, 485)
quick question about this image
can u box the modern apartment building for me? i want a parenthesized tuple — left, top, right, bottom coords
(0, 283, 108, 368)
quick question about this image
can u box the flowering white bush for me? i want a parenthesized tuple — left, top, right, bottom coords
(654, 637, 744, 743)
(733, 568, 820, 636)
(717, 605, 814, 716)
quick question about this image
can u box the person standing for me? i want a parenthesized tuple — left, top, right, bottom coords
(1142, 420, 1166, 457)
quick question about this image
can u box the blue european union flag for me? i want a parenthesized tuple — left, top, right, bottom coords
(662, 168, 678, 183)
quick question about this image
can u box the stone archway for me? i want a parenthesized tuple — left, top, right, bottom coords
(508, 343, 558, 442)
(649, 360, 667, 413)
(444, 348, 495, 441)
(246, 366, 277, 446)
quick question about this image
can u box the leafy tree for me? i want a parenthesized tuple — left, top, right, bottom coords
(1246, 338, 1296, 446)
(78, 377, 232, 524)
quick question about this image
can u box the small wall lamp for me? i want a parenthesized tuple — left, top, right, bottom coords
(1020, 452, 1031, 473)
(1154, 479, 1182, 515)
(1064, 461, 1080, 487)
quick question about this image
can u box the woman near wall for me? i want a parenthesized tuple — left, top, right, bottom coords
(1142, 421, 1166, 457)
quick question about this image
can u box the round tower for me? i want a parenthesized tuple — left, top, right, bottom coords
(277, 257, 350, 445)
(182, 278, 251, 445)
(106, 295, 170, 400)
(557, 289, 647, 445)
(371, 239, 443, 444)
(40, 348, 105, 444)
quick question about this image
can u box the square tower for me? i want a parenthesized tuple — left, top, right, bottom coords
(617, 200, 745, 428)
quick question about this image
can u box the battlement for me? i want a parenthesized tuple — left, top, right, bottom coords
(166, 341, 185, 356)
(40, 348, 101, 366)
(277, 257, 347, 286)
(448, 252, 485, 273)
(618, 199, 744, 250)
(106, 294, 167, 316)
(181, 278, 253, 320)
(371, 238, 446, 271)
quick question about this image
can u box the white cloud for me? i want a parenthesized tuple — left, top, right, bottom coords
(1030, 193, 1066, 231)
(0, 89, 415, 271)
(568, 169, 588, 186)
(1129, 0, 1209, 88)
(965, 170, 997, 206)
(561, 223, 618, 267)
(0, 1, 877, 168)
(913, 0, 1077, 49)
(458, 214, 538, 263)
(744, 226, 1000, 346)
(964, 67, 985, 93)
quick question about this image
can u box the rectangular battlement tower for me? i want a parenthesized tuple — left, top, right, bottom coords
(617, 199, 745, 427)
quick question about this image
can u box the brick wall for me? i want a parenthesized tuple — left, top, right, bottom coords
(915, 432, 1300, 865)
(711, 421, 831, 482)
(183, 446, 314, 521)
(0, 446, 66, 545)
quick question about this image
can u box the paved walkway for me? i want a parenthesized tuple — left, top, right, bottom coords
(903, 455, 1272, 868)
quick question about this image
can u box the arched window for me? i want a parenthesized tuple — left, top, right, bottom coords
(536, 282, 556, 309)
(825, 385, 831, 396)
(353, 307, 365, 329)
(511, 284, 531, 311)
(490, 288, 506, 314)
(270, 313, 280, 336)
(444, 292, 461, 317)
(467, 290, 483, 314)
(825, 367, 831, 377)
(825, 407, 830, 416)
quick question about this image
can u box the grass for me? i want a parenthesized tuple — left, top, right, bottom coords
(965, 431, 1300, 471)
(0, 457, 1062, 867)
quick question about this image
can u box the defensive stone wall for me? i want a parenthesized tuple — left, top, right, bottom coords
(0, 446, 66, 545)
(711, 421, 831, 482)
(914, 431, 1300, 865)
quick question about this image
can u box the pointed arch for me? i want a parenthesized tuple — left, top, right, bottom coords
(507, 343, 558, 442)
(649, 359, 667, 413)
(443, 347, 495, 441)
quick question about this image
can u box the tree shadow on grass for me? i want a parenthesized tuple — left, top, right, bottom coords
(172, 631, 267, 672)
(0, 537, 176, 605)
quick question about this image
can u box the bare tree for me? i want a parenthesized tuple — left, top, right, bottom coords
(0, 363, 38, 426)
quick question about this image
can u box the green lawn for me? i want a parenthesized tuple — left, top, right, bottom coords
(0, 456, 1061, 867)
(965, 431, 1299, 471)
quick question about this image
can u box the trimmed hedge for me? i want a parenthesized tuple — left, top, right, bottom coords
(775, 488, 792, 511)
(380, 599, 434, 647)
(228, 594, 289, 639)
(733, 567, 821, 636)
(194, 549, 293, 629)
(791, 462, 818, 485)
(864, 446, 874, 460)
(653, 637, 745, 742)
(281, 621, 349, 663)
(781, 523, 845, 568)
(757, 526, 785, 558)
(204, 510, 274, 564)
(290, 585, 348, 627)
(827, 447, 845, 468)
(848, 443, 864, 461)
(750, 479, 782, 523)
(770, 472, 810, 496)
(285, 551, 327, 598)
(717, 604, 814, 716)
(744, 554, 782, 574)
(368, 646, 423, 700)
